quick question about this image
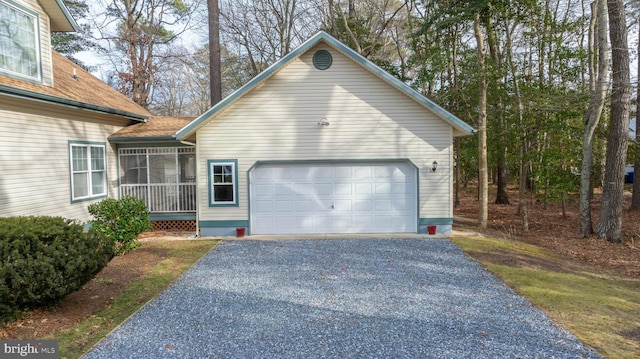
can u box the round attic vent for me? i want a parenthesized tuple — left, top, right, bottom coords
(313, 50, 333, 70)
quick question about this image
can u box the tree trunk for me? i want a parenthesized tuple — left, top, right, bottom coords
(504, 16, 528, 230)
(455, 138, 461, 208)
(483, 12, 509, 205)
(597, 0, 631, 243)
(348, 0, 356, 19)
(632, 18, 640, 211)
(474, 13, 489, 229)
(580, 0, 608, 237)
(207, 0, 222, 106)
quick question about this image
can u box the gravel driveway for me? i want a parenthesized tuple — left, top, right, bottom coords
(84, 238, 601, 358)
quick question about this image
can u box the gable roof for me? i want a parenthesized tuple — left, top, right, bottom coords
(40, 0, 78, 32)
(0, 51, 150, 121)
(176, 31, 475, 140)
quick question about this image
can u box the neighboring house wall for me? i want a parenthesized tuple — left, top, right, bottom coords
(0, 96, 128, 222)
(196, 44, 454, 235)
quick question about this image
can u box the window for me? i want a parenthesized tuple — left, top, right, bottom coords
(70, 142, 107, 202)
(208, 160, 238, 206)
(0, 0, 40, 81)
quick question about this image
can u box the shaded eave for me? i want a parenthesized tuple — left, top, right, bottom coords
(176, 31, 475, 140)
(108, 135, 181, 144)
(0, 84, 148, 122)
(43, 0, 79, 32)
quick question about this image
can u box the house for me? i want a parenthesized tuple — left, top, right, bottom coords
(171, 32, 474, 236)
(0, 0, 151, 222)
(0, 0, 474, 236)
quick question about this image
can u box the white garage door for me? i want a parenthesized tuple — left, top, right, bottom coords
(250, 162, 417, 234)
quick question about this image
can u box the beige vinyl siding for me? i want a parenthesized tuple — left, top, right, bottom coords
(196, 44, 453, 222)
(0, 96, 126, 222)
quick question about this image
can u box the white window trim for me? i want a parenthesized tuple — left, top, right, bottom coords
(0, 0, 41, 82)
(208, 160, 238, 207)
(69, 142, 107, 202)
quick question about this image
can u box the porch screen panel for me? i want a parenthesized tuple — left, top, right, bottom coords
(118, 147, 196, 213)
(178, 151, 196, 211)
(121, 154, 148, 184)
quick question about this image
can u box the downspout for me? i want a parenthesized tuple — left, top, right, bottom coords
(194, 141, 200, 238)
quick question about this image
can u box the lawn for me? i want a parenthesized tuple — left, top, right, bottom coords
(450, 234, 640, 359)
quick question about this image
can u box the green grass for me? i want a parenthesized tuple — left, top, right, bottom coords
(450, 236, 640, 359)
(53, 239, 219, 359)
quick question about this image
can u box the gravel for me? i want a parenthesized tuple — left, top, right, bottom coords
(84, 238, 602, 359)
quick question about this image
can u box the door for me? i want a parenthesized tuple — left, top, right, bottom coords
(250, 162, 417, 234)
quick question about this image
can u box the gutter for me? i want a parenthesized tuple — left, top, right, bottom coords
(108, 135, 178, 143)
(0, 84, 148, 122)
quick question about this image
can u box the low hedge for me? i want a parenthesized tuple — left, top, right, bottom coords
(0, 216, 114, 325)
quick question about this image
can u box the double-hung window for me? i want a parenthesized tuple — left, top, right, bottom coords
(208, 160, 238, 206)
(70, 142, 107, 202)
(0, 0, 40, 81)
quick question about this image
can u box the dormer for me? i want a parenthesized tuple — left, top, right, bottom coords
(0, 0, 77, 86)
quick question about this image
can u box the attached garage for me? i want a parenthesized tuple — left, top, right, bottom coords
(250, 162, 417, 234)
(175, 31, 475, 236)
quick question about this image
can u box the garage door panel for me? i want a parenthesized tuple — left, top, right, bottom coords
(253, 200, 273, 213)
(335, 167, 351, 178)
(355, 183, 372, 195)
(254, 184, 274, 197)
(294, 183, 313, 195)
(333, 199, 353, 212)
(275, 184, 295, 196)
(334, 216, 352, 229)
(374, 199, 392, 211)
(354, 167, 372, 179)
(354, 199, 373, 211)
(354, 215, 373, 227)
(392, 183, 411, 194)
(334, 182, 352, 195)
(313, 183, 333, 196)
(251, 162, 416, 234)
(274, 200, 294, 212)
(393, 198, 412, 210)
(374, 182, 391, 194)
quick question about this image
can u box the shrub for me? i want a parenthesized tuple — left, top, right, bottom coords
(0, 216, 114, 325)
(88, 196, 153, 255)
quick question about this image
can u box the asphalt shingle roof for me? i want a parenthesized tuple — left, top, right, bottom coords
(0, 51, 152, 118)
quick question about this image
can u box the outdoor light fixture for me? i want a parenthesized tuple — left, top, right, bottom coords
(318, 118, 330, 127)
(431, 161, 438, 172)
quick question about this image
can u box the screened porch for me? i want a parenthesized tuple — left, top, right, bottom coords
(118, 147, 196, 213)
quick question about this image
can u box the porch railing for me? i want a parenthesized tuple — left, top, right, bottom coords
(120, 183, 196, 213)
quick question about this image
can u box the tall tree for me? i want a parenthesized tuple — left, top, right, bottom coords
(474, 11, 489, 229)
(580, 0, 608, 236)
(327, 0, 410, 60)
(97, 0, 193, 109)
(208, 0, 222, 106)
(219, 0, 315, 75)
(597, 0, 632, 242)
(52, 0, 102, 70)
(632, 16, 640, 211)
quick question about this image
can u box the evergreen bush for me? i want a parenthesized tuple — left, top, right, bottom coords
(88, 196, 153, 255)
(0, 216, 113, 325)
